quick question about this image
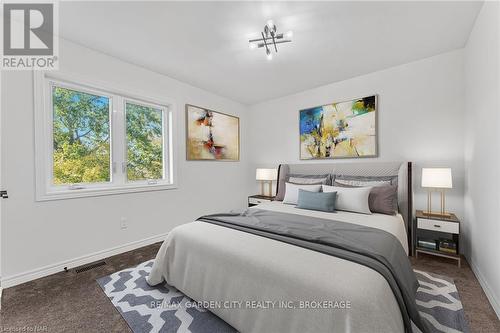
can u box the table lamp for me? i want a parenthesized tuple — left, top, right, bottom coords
(421, 168, 453, 217)
(256, 168, 277, 196)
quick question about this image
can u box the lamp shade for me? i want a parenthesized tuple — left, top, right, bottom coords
(256, 168, 277, 181)
(421, 168, 452, 188)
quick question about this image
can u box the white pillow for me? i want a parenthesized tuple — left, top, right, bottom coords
(322, 185, 372, 214)
(283, 183, 322, 205)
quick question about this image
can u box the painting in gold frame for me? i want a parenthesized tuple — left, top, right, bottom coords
(186, 104, 240, 161)
(299, 95, 377, 159)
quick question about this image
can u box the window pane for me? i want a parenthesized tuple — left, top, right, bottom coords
(52, 86, 111, 185)
(126, 102, 164, 181)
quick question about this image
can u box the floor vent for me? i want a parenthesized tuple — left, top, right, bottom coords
(74, 261, 107, 273)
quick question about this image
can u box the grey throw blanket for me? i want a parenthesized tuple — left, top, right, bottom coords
(198, 209, 427, 333)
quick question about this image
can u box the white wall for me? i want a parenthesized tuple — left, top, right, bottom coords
(464, 1, 500, 317)
(0, 39, 248, 285)
(247, 50, 466, 221)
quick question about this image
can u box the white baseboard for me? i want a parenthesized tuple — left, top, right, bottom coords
(1, 232, 168, 289)
(468, 258, 500, 319)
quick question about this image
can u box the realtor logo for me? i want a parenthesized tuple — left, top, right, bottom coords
(4, 3, 53, 55)
(2, 2, 58, 70)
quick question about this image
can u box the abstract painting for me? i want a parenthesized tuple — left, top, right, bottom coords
(186, 104, 239, 161)
(299, 95, 377, 159)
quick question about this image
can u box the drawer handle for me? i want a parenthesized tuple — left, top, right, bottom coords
(434, 224, 441, 228)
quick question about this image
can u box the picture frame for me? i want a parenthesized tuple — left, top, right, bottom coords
(299, 95, 378, 160)
(186, 104, 240, 161)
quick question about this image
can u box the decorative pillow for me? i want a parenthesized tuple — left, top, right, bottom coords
(289, 174, 330, 183)
(334, 179, 392, 187)
(334, 175, 398, 186)
(297, 189, 337, 212)
(334, 182, 398, 215)
(322, 185, 372, 214)
(282, 183, 322, 205)
(275, 173, 330, 201)
(288, 177, 328, 185)
(368, 185, 398, 215)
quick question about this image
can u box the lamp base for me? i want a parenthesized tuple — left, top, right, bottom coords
(422, 211, 452, 218)
(426, 189, 451, 219)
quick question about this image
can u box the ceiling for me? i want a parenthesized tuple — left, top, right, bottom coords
(59, 1, 482, 105)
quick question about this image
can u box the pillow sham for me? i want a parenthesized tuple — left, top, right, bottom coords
(334, 175, 398, 186)
(368, 185, 398, 215)
(334, 179, 392, 187)
(322, 185, 372, 215)
(297, 189, 337, 212)
(275, 173, 330, 201)
(282, 183, 322, 205)
(334, 182, 398, 215)
(288, 177, 327, 185)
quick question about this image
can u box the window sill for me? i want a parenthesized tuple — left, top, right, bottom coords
(36, 182, 178, 201)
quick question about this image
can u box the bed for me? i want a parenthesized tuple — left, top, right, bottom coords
(148, 162, 422, 333)
(255, 201, 409, 254)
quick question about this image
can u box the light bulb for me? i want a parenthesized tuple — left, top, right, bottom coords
(285, 30, 293, 39)
(266, 52, 273, 60)
(249, 43, 257, 50)
(266, 19, 274, 29)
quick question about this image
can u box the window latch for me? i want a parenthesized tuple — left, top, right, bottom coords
(69, 184, 85, 190)
(0, 190, 8, 199)
(147, 180, 158, 185)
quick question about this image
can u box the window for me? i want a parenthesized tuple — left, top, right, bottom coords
(52, 86, 111, 185)
(125, 101, 164, 182)
(34, 73, 176, 200)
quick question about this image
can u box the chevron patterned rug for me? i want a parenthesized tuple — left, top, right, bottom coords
(97, 260, 470, 333)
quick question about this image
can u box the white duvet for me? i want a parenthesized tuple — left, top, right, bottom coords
(256, 202, 408, 254)
(148, 202, 409, 333)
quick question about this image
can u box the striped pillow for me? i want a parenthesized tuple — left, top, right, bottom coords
(275, 174, 331, 201)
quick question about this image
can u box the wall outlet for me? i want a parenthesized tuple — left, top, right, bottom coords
(120, 217, 127, 230)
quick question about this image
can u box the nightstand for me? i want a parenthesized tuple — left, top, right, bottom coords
(415, 210, 461, 267)
(248, 195, 275, 207)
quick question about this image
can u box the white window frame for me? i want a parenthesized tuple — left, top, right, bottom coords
(123, 97, 169, 185)
(34, 71, 177, 201)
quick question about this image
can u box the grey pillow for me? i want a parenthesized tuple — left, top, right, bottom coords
(275, 173, 330, 201)
(334, 178, 392, 187)
(333, 182, 398, 215)
(369, 186, 398, 215)
(288, 176, 329, 185)
(296, 189, 337, 212)
(334, 175, 398, 186)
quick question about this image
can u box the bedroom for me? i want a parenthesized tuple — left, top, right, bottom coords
(0, 1, 499, 332)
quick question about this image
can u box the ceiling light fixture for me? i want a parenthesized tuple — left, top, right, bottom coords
(249, 20, 292, 60)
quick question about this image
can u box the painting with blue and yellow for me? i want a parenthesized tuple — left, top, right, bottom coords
(299, 95, 377, 159)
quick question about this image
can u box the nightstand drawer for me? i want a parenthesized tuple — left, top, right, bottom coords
(418, 218, 459, 234)
(249, 197, 271, 205)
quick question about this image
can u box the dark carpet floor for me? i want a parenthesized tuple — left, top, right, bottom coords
(1, 243, 499, 333)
